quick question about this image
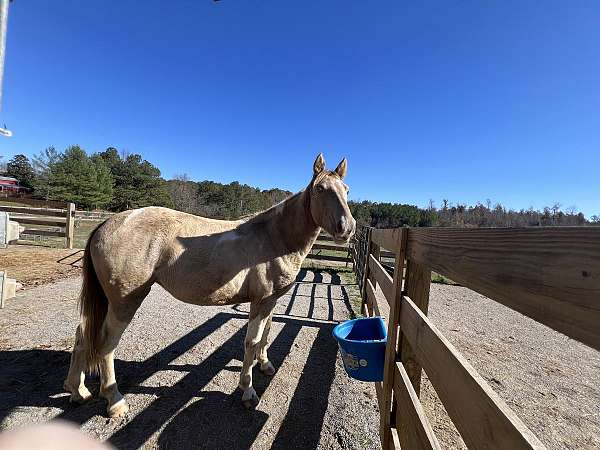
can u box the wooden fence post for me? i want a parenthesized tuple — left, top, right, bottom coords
(360, 227, 372, 315)
(380, 228, 408, 450)
(399, 257, 432, 395)
(65, 202, 75, 249)
(363, 231, 380, 317)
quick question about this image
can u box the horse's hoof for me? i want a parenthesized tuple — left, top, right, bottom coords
(259, 361, 276, 377)
(107, 399, 129, 418)
(64, 383, 92, 404)
(241, 388, 260, 410)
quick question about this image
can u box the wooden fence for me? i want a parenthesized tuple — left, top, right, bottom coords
(352, 225, 600, 450)
(0, 203, 76, 249)
(305, 232, 352, 265)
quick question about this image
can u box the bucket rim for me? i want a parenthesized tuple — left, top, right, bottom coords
(332, 316, 387, 344)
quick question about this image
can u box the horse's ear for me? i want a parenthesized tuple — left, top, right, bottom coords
(313, 153, 326, 176)
(334, 158, 347, 179)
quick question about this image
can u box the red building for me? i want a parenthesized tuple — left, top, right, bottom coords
(0, 176, 29, 193)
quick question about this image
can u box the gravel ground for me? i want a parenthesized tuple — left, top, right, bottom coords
(419, 284, 600, 450)
(1, 269, 598, 450)
(0, 269, 380, 450)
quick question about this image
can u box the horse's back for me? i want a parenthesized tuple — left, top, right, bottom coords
(90, 207, 241, 301)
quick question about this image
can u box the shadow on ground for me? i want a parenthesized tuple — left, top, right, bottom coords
(0, 269, 356, 450)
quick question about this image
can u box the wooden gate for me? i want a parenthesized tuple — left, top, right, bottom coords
(0, 203, 76, 249)
(352, 225, 600, 449)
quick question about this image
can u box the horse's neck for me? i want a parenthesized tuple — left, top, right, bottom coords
(241, 190, 320, 258)
(274, 190, 320, 255)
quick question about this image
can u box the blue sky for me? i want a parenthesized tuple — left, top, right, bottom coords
(0, 1, 598, 216)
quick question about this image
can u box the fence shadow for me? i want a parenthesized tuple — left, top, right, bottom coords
(0, 269, 350, 449)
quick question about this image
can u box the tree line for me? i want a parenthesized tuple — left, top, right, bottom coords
(2, 147, 172, 210)
(1, 149, 598, 227)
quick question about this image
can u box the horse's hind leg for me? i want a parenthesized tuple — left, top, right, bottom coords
(97, 305, 133, 417)
(64, 325, 92, 403)
(239, 298, 277, 409)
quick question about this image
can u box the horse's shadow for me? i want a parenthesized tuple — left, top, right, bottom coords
(0, 270, 351, 450)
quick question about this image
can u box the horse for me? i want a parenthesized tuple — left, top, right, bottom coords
(63, 154, 356, 417)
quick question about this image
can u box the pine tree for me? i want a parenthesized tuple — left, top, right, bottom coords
(6, 154, 36, 188)
(49, 146, 114, 209)
(98, 148, 172, 211)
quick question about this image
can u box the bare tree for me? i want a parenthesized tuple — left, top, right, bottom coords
(170, 173, 196, 213)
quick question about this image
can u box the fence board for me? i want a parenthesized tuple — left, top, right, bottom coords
(365, 279, 378, 316)
(406, 227, 600, 350)
(305, 254, 350, 263)
(8, 216, 66, 227)
(312, 243, 349, 252)
(399, 260, 431, 395)
(368, 254, 394, 302)
(380, 228, 407, 450)
(371, 228, 403, 253)
(21, 229, 65, 237)
(0, 205, 67, 218)
(399, 294, 545, 450)
(394, 362, 441, 450)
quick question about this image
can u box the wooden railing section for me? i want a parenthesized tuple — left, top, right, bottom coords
(306, 233, 352, 265)
(0, 203, 76, 249)
(352, 225, 600, 450)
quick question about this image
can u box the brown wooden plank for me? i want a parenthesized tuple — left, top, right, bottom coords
(374, 381, 384, 413)
(0, 205, 67, 218)
(316, 234, 335, 242)
(399, 259, 431, 395)
(65, 202, 75, 249)
(366, 278, 390, 320)
(399, 294, 545, 450)
(304, 254, 350, 263)
(369, 254, 394, 302)
(394, 362, 441, 450)
(311, 243, 349, 252)
(406, 227, 600, 350)
(9, 216, 66, 227)
(21, 229, 66, 237)
(365, 239, 381, 318)
(380, 228, 407, 450)
(365, 279, 378, 316)
(371, 228, 403, 253)
(360, 229, 374, 315)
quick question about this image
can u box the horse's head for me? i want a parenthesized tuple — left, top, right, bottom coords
(308, 153, 356, 244)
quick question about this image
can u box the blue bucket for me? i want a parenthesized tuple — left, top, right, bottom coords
(332, 317, 387, 382)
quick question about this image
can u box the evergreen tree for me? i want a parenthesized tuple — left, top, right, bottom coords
(98, 148, 173, 211)
(32, 146, 61, 200)
(49, 146, 114, 209)
(6, 154, 36, 188)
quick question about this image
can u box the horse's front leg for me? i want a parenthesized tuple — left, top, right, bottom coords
(256, 311, 275, 376)
(239, 298, 276, 409)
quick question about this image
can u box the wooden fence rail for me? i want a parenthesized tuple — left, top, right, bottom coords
(0, 203, 75, 249)
(352, 224, 600, 450)
(305, 232, 352, 266)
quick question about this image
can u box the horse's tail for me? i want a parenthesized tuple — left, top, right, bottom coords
(79, 221, 108, 373)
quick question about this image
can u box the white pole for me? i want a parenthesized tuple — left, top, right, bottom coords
(0, 0, 12, 137)
(0, 0, 8, 111)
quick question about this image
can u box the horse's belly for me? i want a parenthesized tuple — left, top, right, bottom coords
(157, 267, 254, 306)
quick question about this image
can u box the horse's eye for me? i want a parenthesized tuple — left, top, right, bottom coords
(316, 185, 325, 193)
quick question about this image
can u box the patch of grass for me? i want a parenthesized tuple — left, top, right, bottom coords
(431, 272, 459, 285)
(73, 219, 104, 249)
(0, 200, 28, 207)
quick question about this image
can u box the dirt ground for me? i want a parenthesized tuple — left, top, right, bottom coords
(0, 245, 82, 289)
(0, 246, 599, 449)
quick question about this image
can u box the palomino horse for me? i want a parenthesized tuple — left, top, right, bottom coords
(64, 154, 356, 417)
